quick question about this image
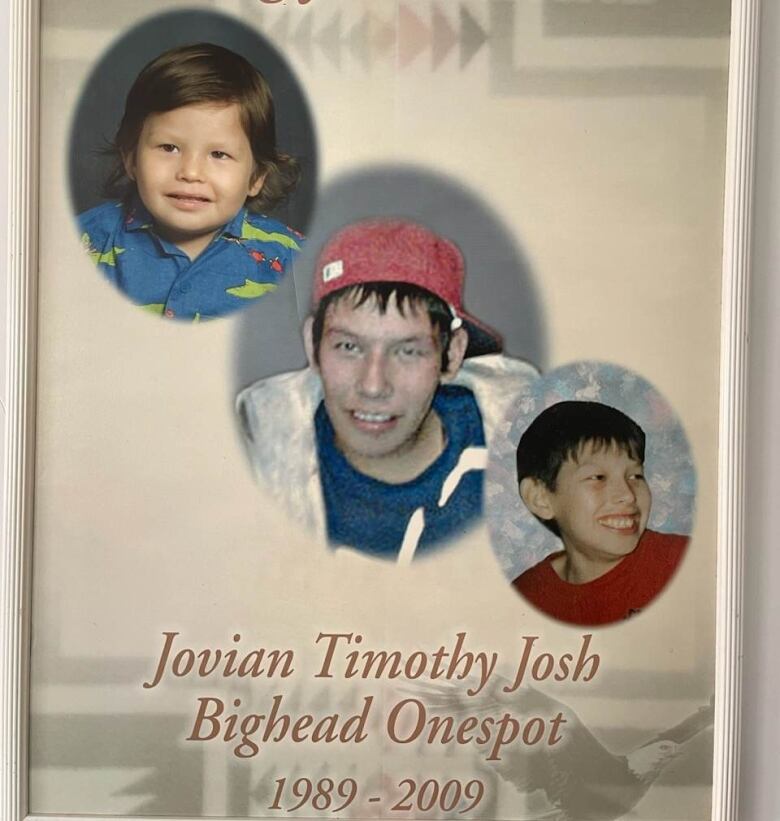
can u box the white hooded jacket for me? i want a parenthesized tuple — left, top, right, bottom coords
(236, 354, 538, 556)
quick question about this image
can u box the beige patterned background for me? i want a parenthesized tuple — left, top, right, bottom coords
(29, 1, 728, 817)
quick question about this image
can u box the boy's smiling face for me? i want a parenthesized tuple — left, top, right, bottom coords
(123, 102, 263, 260)
(305, 292, 467, 483)
(524, 441, 652, 575)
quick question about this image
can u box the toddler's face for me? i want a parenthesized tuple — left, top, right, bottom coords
(124, 102, 263, 259)
(545, 441, 651, 565)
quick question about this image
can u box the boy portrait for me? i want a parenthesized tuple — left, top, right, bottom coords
(69, 11, 317, 321)
(486, 362, 695, 626)
(237, 217, 539, 563)
(513, 400, 688, 625)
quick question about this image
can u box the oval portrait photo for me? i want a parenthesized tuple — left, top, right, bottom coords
(70, 10, 317, 322)
(487, 361, 695, 627)
(234, 166, 547, 563)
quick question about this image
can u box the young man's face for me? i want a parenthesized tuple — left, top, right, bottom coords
(124, 102, 263, 260)
(306, 293, 466, 480)
(532, 442, 652, 566)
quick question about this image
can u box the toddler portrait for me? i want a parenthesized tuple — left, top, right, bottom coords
(78, 42, 303, 321)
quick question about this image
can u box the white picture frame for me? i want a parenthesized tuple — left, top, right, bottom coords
(0, 1, 760, 819)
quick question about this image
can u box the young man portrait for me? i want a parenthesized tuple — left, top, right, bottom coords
(237, 218, 538, 562)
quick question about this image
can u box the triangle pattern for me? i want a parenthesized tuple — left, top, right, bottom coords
(347, 12, 372, 72)
(373, 14, 397, 61)
(460, 5, 488, 69)
(431, 3, 457, 69)
(399, 4, 430, 68)
(315, 11, 342, 70)
(291, 13, 314, 68)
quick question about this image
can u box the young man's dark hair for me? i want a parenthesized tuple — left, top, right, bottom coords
(311, 282, 455, 370)
(516, 400, 646, 535)
(310, 217, 504, 360)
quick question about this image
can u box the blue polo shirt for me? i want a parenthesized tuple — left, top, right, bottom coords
(315, 385, 486, 559)
(78, 198, 303, 320)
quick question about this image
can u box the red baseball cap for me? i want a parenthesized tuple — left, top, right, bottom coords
(312, 218, 502, 357)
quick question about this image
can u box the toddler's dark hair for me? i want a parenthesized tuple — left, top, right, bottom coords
(516, 401, 646, 535)
(104, 42, 300, 213)
(311, 282, 455, 371)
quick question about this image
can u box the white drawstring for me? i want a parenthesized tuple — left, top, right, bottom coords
(395, 446, 488, 564)
(397, 508, 425, 566)
(438, 447, 487, 506)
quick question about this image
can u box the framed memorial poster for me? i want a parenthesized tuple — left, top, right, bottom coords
(1, 1, 757, 819)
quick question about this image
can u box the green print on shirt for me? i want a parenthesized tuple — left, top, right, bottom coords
(81, 232, 125, 267)
(226, 280, 279, 299)
(239, 220, 301, 250)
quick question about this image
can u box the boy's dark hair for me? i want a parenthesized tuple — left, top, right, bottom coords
(104, 42, 299, 213)
(311, 282, 455, 371)
(516, 401, 646, 536)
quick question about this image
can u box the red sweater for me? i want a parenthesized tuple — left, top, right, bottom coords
(511, 530, 688, 626)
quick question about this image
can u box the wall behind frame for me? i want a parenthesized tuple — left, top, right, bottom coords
(741, 0, 780, 818)
(0, 1, 778, 817)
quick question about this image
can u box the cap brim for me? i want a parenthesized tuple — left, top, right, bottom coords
(461, 312, 503, 358)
